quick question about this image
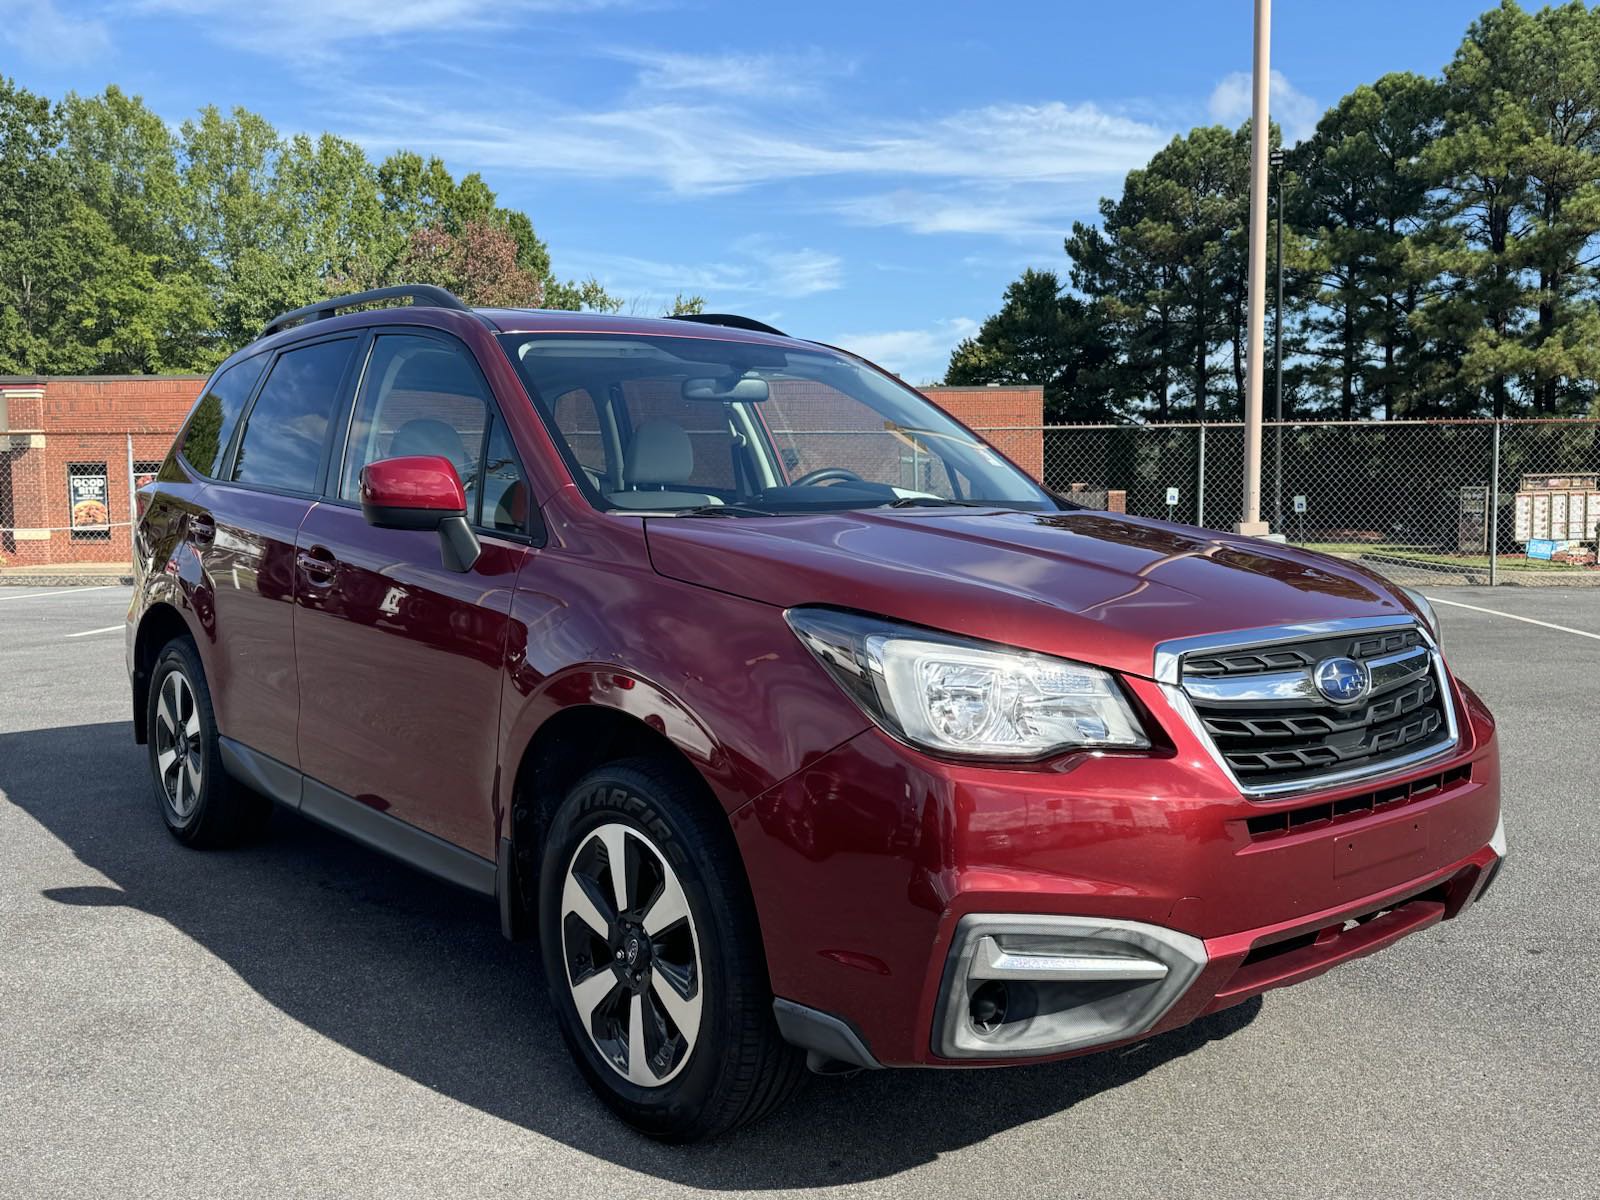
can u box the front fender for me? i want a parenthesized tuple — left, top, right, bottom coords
(498, 662, 734, 816)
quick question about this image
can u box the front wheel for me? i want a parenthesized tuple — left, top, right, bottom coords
(538, 758, 804, 1140)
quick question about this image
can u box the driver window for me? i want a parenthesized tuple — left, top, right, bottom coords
(340, 335, 490, 509)
(762, 380, 957, 497)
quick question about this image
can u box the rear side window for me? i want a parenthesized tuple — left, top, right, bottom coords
(232, 339, 356, 493)
(181, 355, 267, 477)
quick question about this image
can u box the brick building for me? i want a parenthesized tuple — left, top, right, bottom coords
(920, 386, 1043, 479)
(0, 375, 1044, 570)
(0, 375, 205, 568)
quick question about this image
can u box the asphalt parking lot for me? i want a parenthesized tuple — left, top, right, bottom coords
(1, 584, 1595, 1199)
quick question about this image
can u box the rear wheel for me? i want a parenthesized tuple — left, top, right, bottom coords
(538, 757, 804, 1140)
(146, 637, 270, 847)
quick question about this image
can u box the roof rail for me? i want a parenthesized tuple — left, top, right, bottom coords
(258, 284, 470, 339)
(666, 312, 787, 337)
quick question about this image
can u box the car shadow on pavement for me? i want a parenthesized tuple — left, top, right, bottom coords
(1, 721, 1261, 1189)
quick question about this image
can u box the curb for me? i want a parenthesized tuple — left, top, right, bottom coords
(0, 573, 133, 587)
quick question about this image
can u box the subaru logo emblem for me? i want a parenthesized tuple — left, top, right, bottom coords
(1314, 656, 1370, 704)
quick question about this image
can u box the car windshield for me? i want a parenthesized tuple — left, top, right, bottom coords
(499, 332, 1054, 515)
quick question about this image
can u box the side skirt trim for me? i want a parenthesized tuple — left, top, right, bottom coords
(219, 736, 495, 897)
(219, 736, 302, 808)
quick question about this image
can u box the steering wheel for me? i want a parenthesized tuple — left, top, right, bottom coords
(791, 467, 866, 487)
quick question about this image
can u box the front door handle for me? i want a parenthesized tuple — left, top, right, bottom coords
(296, 545, 338, 585)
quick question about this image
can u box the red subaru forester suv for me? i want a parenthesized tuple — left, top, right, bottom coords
(128, 285, 1505, 1140)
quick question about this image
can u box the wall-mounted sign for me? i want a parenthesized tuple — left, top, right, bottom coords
(1515, 488, 1600, 543)
(68, 466, 110, 530)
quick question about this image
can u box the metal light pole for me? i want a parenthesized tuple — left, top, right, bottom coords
(1236, 0, 1272, 536)
(1271, 147, 1285, 534)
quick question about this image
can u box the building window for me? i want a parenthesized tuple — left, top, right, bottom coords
(133, 460, 163, 490)
(67, 461, 112, 541)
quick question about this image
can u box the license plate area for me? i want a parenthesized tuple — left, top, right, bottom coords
(1334, 812, 1429, 878)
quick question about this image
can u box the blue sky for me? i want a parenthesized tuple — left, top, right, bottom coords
(6, 0, 1497, 381)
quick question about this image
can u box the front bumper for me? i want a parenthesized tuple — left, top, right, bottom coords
(733, 676, 1501, 1068)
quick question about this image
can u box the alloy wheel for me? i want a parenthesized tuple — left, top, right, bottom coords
(154, 670, 203, 820)
(560, 822, 703, 1087)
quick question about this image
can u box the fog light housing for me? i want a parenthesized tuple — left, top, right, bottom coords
(969, 981, 1009, 1033)
(934, 915, 1209, 1059)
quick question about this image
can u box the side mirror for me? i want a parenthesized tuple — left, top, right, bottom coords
(359, 455, 480, 573)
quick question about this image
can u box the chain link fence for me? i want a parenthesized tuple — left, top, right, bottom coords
(969, 418, 1600, 586)
(0, 433, 153, 582)
(8, 418, 1599, 587)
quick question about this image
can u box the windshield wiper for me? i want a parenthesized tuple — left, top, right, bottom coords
(883, 496, 1010, 509)
(667, 503, 776, 518)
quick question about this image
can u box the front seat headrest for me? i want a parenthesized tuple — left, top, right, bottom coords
(625, 419, 694, 486)
(389, 418, 471, 475)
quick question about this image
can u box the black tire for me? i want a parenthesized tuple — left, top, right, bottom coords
(145, 636, 270, 848)
(538, 757, 805, 1141)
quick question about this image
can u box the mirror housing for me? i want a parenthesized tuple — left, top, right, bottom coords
(359, 455, 480, 573)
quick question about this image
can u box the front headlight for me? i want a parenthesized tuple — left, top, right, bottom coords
(785, 607, 1149, 759)
(1399, 586, 1442, 645)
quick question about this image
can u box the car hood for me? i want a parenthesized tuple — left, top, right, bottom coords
(643, 507, 1415, 679)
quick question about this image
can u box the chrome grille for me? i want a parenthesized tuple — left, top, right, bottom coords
(1171, 622, 1455, 794)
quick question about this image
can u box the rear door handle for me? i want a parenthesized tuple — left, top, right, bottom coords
(189, 513, 215, 546)
(296, 545, 338, 585)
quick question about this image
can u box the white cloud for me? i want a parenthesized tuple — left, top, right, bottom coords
(0, 0, 110, 63)
(137, 0, 631, 59)
(736, 238, 843, 298)
(350, 97, 1169, 197)
(566, 237, 842, 309)
(831, 184, 1113, 239)
(613, 48, 849, 100)
(1208, 69, 1319, 145)
(831, 318, 979, 384)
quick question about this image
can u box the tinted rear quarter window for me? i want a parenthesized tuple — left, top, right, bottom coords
(231, 339, 356, 493)
(181, 354, 268, 477)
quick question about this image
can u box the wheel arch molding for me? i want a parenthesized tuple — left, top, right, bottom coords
(130, 590, 208, 745)
(497, 668, 750, 940)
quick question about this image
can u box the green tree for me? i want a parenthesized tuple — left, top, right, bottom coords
(1289, 73, 1443, 417)
(1418, 1, 1600, 416)
(58, 86, 211, 372)
(0, 77, 82, 373)
(1133, 125, 1250, 420)
(179, 105, 306, 354)
(944, 268, 1118, 421)
(1067, 165, 1185, 418)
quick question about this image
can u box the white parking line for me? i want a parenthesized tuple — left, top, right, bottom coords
(1425, 594, 1600, 642)
(65, 625, 124, 639)
(0, 586, 116, 602)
